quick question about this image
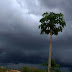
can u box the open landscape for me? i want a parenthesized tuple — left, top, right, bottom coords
(0, 0, 72, 72)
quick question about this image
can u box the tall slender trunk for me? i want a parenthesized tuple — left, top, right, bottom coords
(48, 29, 52, 72)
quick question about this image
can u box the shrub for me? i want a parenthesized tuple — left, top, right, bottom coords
(21, 66, 30, 72)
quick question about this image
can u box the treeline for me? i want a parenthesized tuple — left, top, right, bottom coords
(0, 66, 46, 72)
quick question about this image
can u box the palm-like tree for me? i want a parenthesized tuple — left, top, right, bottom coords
(38, 12, 66, 72)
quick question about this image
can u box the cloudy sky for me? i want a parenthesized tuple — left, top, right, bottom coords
(0, 0, 72, 71)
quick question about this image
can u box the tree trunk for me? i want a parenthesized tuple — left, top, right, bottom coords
(48, 29, 52, 72)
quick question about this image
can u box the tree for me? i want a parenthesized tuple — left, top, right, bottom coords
(38, 12, 66, 72)
(41, 58, 61, 72)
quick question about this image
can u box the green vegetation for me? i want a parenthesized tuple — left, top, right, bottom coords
(41, 58, 61, 72)
(20, 58, 61, 72)
(21, 66, 45, 72)
(21, 66, 30, 72)
(0, 66, 45, 72)
(0, 66, 9, 72)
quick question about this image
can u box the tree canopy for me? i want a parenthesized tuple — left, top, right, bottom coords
(38, 12, 66, 35)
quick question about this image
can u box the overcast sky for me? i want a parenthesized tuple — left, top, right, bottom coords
(0, 0, 72, 71)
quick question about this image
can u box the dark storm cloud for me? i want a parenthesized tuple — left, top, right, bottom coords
(0, 31, 72, 68)
(0, 32, 49, 64)
(39, 0, 72, 21)
(0, 0, 47, 65)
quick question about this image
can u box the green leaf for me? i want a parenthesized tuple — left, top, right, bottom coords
(38, 12, 66, 35)
(50, 67, 54, 70)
